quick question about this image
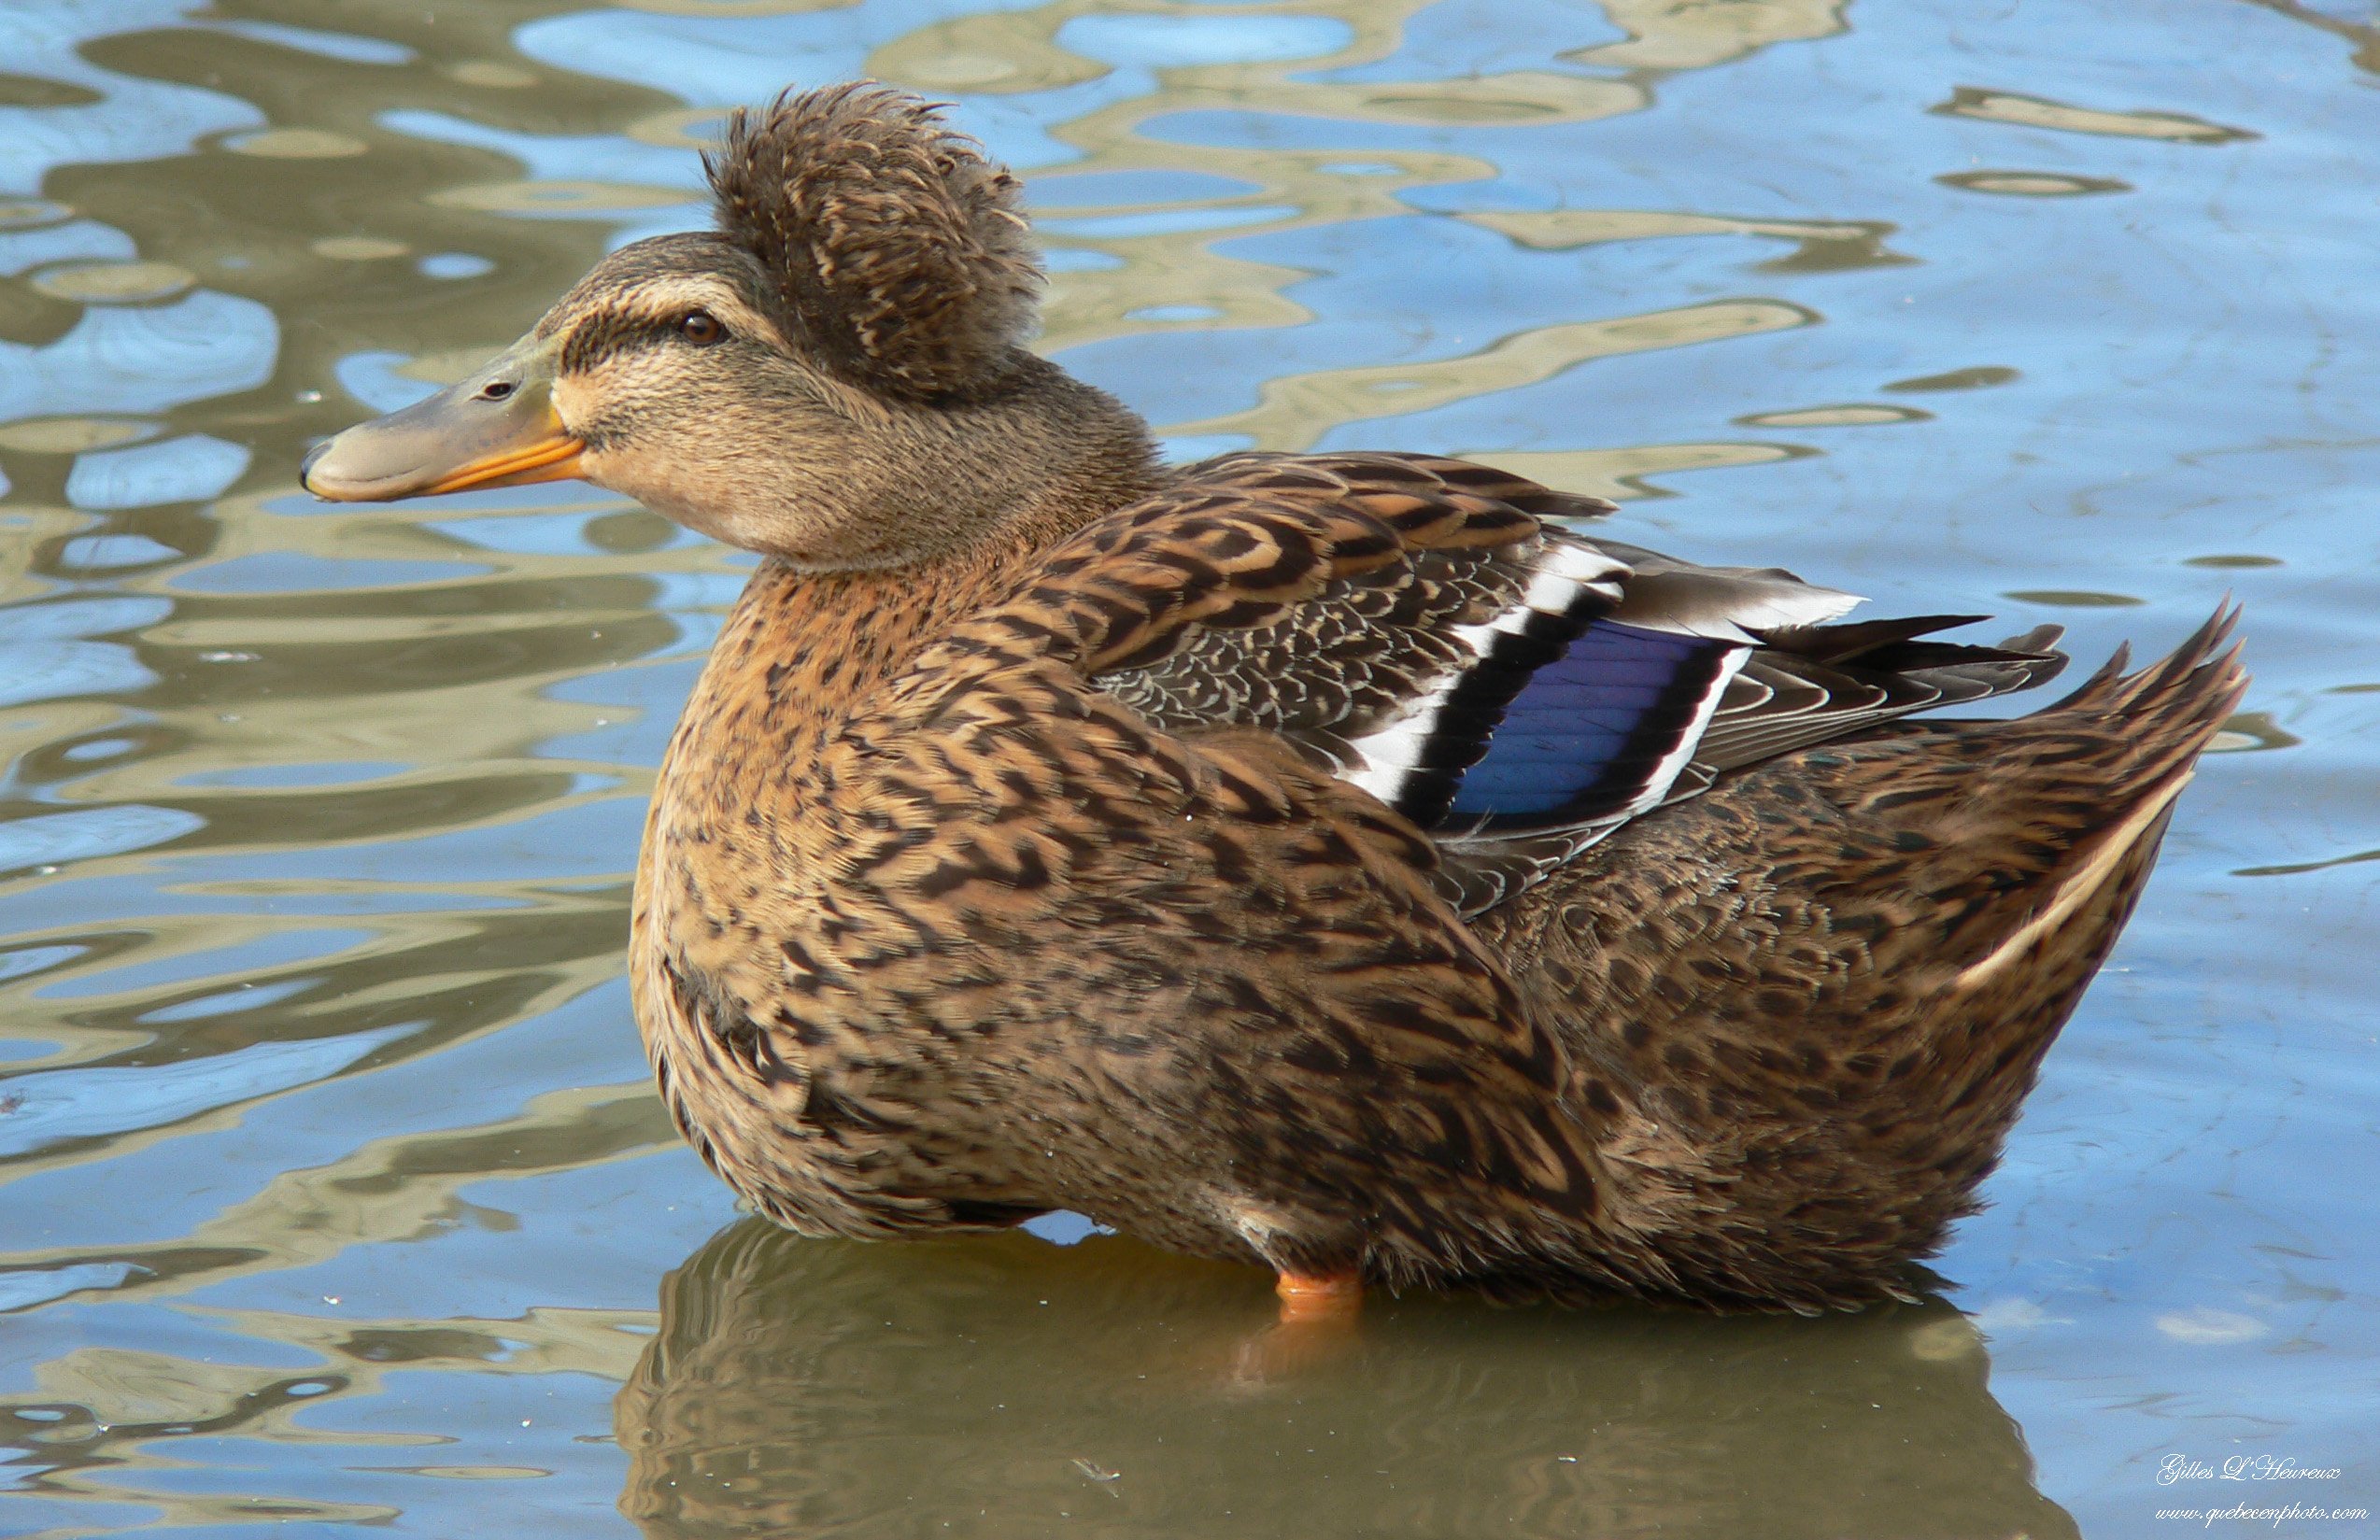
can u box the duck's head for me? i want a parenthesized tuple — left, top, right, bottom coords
(303, 83, 1156, 570)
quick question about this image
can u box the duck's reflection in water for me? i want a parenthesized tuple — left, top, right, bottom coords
(616, 1220, 2075, 1538)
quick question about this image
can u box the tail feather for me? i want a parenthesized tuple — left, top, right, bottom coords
(1941, 601, 2246, 988)
(2046, 600, 2243, 723)
(2047, 600, 2246, 797)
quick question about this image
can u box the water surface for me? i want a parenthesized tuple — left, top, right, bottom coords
(3, 1, 2375, 1535)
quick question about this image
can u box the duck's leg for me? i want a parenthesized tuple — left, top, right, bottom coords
(1224, 1271, 1364, 1386)
(1274, 1268, 1364, 1324)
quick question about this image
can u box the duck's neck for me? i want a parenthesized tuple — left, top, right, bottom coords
(653, 353, 1167, 574)
(651, 370, 1164, 852)
(887, 354, 1166, 567)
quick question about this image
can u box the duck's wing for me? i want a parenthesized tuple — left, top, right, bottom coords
(915, 450, 2063, 915)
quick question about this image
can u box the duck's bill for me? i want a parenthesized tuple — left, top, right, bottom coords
(301, 332, 585, 502)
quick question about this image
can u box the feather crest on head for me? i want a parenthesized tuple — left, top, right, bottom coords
(705, 81, 1041, 401)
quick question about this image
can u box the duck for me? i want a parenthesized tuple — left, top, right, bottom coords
(303, 82, 2247, 1318)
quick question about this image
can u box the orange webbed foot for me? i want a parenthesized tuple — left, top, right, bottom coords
(1274, 1268, 1364, 1325)
(1222, 1271, 1365, 1387)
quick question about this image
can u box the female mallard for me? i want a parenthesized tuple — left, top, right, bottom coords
(305, 83, 2245, 1317)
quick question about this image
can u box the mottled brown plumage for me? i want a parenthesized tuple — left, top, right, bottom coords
(708, 82, 1041, 401)
(305, 83, 2249, 1313)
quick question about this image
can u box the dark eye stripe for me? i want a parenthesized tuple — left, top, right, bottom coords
(560, 308, 723, 373)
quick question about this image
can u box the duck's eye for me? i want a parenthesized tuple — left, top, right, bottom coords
(679, 310, 725, 346)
